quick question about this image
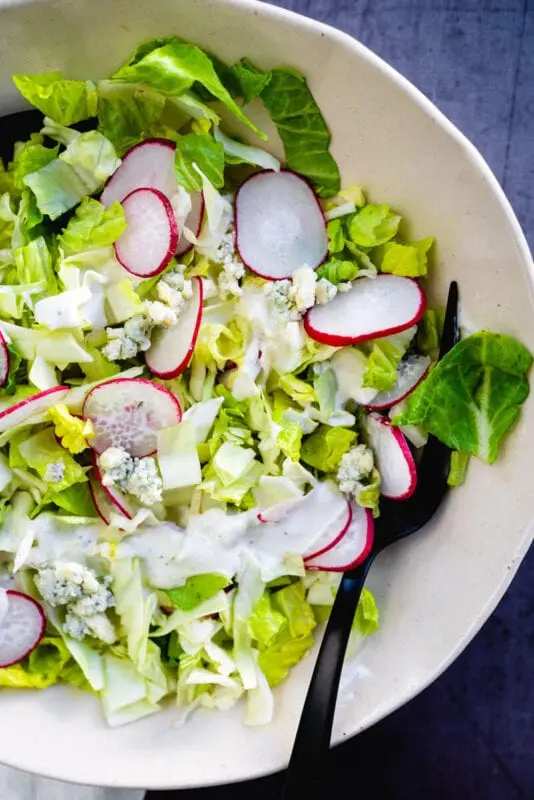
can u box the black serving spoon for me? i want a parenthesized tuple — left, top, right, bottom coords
(280, 281, 459, 798)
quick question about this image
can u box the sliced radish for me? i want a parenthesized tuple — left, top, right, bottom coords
(303, 499, 352, 561)
(92, 455, 135, 519)
(365, 412, 417, 500)
(114, 188, 178, 278)
(176, 192, 204, 257)
(0, 386, 69, 434)
(254, 481, 348, 557)
(83, 377, 181, 457)
(101, 138, 177, 207)
(305, 502, 374, 572)
(305, 275, 426, 346)
(235, 170, 328, 280)
(257, 495, 305, 524)
(145, 277, 203, 379)
(366, 355, 431, 410)
(89, 476, 130, 528)
(0, 590, 45, 667)
(0, 331, 9, 388)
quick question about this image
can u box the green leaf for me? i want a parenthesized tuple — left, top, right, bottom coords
(362, 340, 403, 392)
(48, 482, 98, 516)
(259, 67, 340, 197)
(394, 332, 532, 463)
(166, 574, 231, 611)
(97, 80, 166, 155)
(13, 235, 57, 295)
(58, 197, 126, 255)
(174, 133, 225, 191)
(352, 588, 380, 636)
(278, 374, 316, 407)
(11, 135, 59, 191)
(12, 72, 97, 126)
(377, 236, 434, 278)
(447, 450, 470, 487)
(276, 420, 302, 461)
(417, 307, 445, 361)
(112, 38, 263, 138)
(301, 425, 356, 472)
(326, 218, 345, 253)
(273, 582, 316, 638)
(17, 428, 88, 493)
(316, 257, 359, 284)
(249, 591, 287, 647)
(348, 204, 401, 247)
(3, 343, 22, 396)
(229, 58, 272, 104)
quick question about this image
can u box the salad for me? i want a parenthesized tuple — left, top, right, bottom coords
(0, 37, 531, 728)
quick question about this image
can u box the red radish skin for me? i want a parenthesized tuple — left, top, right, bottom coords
(235, 169, 328, 280)
(115, 188, 178, 278)
(0, 590, 46, 667)
(89, 476, 130, 529)
(92, 455, 135, 520)
(0, 386, 69, 434)
(0, 331, 9, 387)
(304, 275, 427, 346)
(145, 277, 203, 379)
(176, 192, 204, 257)
(365, 355, 431, 411)
(303, 499, 352, 561)
(257, 495, 306, 524)
(305, 503, 374, 572)
(365, 412, 417, 500)
(101, 138, 177, 206)
(83, 377, 181, 457)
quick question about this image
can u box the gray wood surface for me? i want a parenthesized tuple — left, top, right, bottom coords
(1, 0, 532, 797)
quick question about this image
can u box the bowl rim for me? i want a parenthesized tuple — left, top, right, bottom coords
(0, 0, 533, 789)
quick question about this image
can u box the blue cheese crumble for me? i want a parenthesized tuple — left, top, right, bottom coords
(98, 446, 163, 506)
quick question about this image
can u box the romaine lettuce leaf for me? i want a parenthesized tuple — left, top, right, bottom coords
(348, 204, 401, 248)
(17, 428, 88, 493)
(394, 332, 532, 463)
(173, 133, 224, 191)
(377, 237, 433, 278)
(447, 450, 470, 487)
(417, 307, 445, 361)
(12, 72, 97, 125)
(58, 197, 126, 255)
(227, 57, 272, 104)
(362, 327, 416, 392)
(0, 635, 83, 689)
(258, 67, 340, 197)
(11, 134, 59, 191)
(97, 80, 166, 155)
(301, 425, 356, 472)
(166, 574, 231, 612)
(112, 38, 263, 137)
(249, 591, 287, 648)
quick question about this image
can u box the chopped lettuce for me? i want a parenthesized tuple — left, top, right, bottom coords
(17, 428, 88, 493)
(0, 635, 88, 689)
(166, 574, 231, 611)
(301, 425, 356, 472)
(97, 80, 166, 155)
(173, 133, 224, 191)
(348, 204, 401, 248)
(447, 450, 470, 487)
(58, 197, 126, 255)
(377, 237, 433, 278)
(12, 72, 97, 125)
(395, 332, 532, 463)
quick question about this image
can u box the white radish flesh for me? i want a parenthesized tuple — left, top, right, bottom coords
(366, 355, 431, 410)
(303, 499, 352, 561)
(83, 377, 181, 457)
(114, 188, 178, 278)
(235, 170, 328, 280)
(305, 275, 426, 345)
(0, 590, 45, 667)
(101, 138, 177, 206)
(176, 192, 204, 256)
(0, 386, 69, 433)
(145, 277, 203, 379)
(365, 412, 417, 500)
(305, 502, 374, 572)
(0, 331, 9, 387)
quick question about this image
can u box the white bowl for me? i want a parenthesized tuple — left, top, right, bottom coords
(1, 0, 533, 790)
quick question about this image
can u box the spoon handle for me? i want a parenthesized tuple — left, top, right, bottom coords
(280, 556, 374, 799)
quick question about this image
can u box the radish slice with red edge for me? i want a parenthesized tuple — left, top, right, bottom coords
(304, 275, 426, 346)
(83, 377, 181, 457)
(176, 192, 204, 256)
(257, 495, 305, 524)
(365, 354, 431, 410)
(303, 498, 352, 561)
(101, 138, 177, 207)
(0, 331, 9, 388)
(145, 277, 203, 379)
(114, 188, 178, 278)
(0, 385, 69, 433)
(89, 476, 130, 529)
(92, 455, 136, 519)
(365, 412, 417, 500)
(0, 590, 45, 667)
(235, 170, 328, 280)
(305, 502, 374, 572)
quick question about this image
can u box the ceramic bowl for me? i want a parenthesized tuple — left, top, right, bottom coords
(0, 0, 533, 789)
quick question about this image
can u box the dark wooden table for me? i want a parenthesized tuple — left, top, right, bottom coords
(153, 2, 534, 798)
